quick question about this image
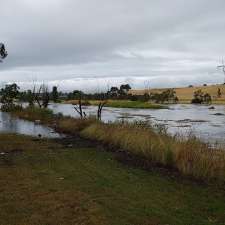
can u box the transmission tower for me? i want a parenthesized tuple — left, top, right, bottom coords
(217, 59, 225, 84)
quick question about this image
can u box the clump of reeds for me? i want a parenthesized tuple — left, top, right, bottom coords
(11, 106, 54, 122)
(81, 121, 225, 182)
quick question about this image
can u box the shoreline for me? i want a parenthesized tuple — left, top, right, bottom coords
(8, 106, 225, 183)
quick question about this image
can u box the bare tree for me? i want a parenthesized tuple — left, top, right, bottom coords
(34, 84, 50, 108)
(73, 91, 86, 119)
(97, 101, 107, 121)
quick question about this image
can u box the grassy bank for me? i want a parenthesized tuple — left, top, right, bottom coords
(81, 122, 225, 182)
(66, 99, 166, 109)
(1, 133, 225, 225)
(11, 107, 225, 182)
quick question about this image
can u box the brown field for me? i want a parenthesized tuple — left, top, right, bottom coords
(130, 84, 225, 104)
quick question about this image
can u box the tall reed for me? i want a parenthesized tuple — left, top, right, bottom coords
(81, 121, 225, 182)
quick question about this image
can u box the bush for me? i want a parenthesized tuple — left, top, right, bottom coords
(191, 90, 212, 104)
(1, 104, 23, 112)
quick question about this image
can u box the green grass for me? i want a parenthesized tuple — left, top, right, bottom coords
(10, 106, 225, 182)
(67, 99, 166, 109)
(104, 100, 166, 109)
(11, 106, 55, 122)
(81, 122, 225, 182)
(0, 134, 225, 225)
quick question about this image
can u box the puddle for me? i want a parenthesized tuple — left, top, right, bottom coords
(0, 111, 62, 138)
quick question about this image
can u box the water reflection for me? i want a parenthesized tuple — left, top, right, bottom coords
(0, 111, 61, 138)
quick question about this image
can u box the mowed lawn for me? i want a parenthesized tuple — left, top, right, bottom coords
(0, 134, 225, 225)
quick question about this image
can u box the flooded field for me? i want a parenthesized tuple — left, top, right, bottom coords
(49, 103, 225, 146)
(0, 103, 224, 145)
(0, 111, 61, 138)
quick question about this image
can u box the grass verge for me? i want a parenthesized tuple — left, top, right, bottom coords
(81, 122, 225, 182)
(10, 106, 225, 182)
(0, 134, 225, 225)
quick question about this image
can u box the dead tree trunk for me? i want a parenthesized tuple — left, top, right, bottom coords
(34, 84, 50, 108)
(74, 99, 83, 119)
(97, 101, 107, 121)
(74, 93, 86, 119)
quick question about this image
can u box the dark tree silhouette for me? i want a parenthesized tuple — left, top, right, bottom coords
(0, 43, 8, 62)
(51, 86, 59, 102)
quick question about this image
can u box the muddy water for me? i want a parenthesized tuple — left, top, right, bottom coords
(49, 103, 225, 146)
(0, 111, 61, 138)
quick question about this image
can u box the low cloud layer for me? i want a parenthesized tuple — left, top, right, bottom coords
(1, 0, 225, 92)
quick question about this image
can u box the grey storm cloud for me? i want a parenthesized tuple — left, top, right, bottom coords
(1, 0, 225, 91)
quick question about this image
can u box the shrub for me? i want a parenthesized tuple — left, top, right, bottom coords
(191, 89, 212, 104)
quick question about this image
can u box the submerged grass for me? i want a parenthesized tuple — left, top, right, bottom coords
(11, 106, 225, 182)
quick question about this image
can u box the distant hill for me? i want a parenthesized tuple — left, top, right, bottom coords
(130, 84, 225, 104)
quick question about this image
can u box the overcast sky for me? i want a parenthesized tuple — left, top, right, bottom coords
(1, 0, 225, 92)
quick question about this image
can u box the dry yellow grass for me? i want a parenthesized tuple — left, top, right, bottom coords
(11, 106, 225, 182)
(130, 84, 225, 104)
(81, 122, 225, 182)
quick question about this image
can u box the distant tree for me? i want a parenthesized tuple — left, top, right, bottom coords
(17, 88, 36, 106)
(191, 89, 211, 104)
(217, 88, 222, 98)
(107, 86, 119, 98)
(149, 89, 178, 104)
(51, 86, 59, 102)
(119, 84, 131, 95)
(192, 89, 204, 104)
(27, 89, 36, 106)
(34, 84, 50, 108)
(0, 83, 20, 110)
(0, 43, 8, 62)
(203, 93, 212, 104)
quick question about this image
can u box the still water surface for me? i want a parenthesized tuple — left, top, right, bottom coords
(49, 103, 225, 146)
(0, 104, 224, 145)
(0, 111, 61, 138)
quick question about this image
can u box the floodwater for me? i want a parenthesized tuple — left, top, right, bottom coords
(0, 111, 61, 138)
(49, 103, 225, 146)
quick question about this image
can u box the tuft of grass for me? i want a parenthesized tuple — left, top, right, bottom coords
(81, 122, 225, 182)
